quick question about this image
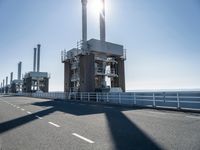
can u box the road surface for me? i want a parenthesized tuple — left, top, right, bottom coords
(0, 95, 200, 150)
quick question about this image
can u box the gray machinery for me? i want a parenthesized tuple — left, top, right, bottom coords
(0, 80, 5, 93)
(22, 44, 49, 93)
(62, 0, 126, 92)
(10, 62, 23, 93)
(5, 76, 8, 93)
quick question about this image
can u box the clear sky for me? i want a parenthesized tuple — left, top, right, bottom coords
(0, 0, 200, 91)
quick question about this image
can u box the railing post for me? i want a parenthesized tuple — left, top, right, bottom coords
(153, 92, 156, 107)
(96, 93, 98, 102)
(107, 93, 109, 102)
(80, 92, 82, 101)
(177, 92, 180, 109)
(134, 93, 136, 105)
(88, 93, 90, 101)
(119, 93, 121, 104)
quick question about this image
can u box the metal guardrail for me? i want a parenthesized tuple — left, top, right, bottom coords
(3, 91, 200, 111)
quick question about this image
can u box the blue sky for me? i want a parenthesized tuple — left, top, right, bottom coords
(0, 0, 200, 91)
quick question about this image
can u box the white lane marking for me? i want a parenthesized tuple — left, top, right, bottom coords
(17, 106, 20, 109)
(104, 106, 113, 109)
(79, 104, 86, 106)
(72, 133, 94, 144)
(186, 116, 200, 119)
(147, 111, 166, 115)
(35, 115, 43, 119)
(48, 122, 60, 128)
(21, 108, 25, 111)
(27, 111, 32, 114)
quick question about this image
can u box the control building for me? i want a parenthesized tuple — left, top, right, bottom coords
(22, 44, 49, 93)
(10, 62, 23, 93)
(62, 0, 126, 93)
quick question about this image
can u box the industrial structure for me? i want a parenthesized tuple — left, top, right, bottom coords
(10, 62, 23, 93)
(62, 0, 126, 93)
(22, 44, 49, 93)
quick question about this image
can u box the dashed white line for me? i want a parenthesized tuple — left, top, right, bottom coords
(35, 115, 43, 119)
(21, 108, 25, 111)
(17, 106, 20, 109)
(79, 104, 86, 106)
(72, 133, 94, 144)
(104, 106, 113, 109)
(27, 111, 32, 114)
(186, 116, 200, 119)
(147, 111, 166, 115)
(48, 122, 60, 128)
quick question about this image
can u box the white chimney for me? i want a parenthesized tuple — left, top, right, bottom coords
(18, 62, 22, 80)
(33, 48, 37, 72)
(100, 0, 106, 41)
(81, 0, 87, 50)
(37, 44, 41, 72)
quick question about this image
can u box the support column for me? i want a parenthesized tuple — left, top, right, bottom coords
(64, 60, 71, 92)
(80, 54, 95, 92)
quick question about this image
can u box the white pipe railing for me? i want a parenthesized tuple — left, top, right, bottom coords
(1, 91, 200, 111)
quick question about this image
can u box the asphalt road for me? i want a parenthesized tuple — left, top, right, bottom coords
(0, 95, 200, 150)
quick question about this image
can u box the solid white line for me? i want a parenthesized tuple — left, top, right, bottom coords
(27, 111, 32, 114)
(48, 122, 60, 128)
(21, 108, 25, 111)
(72, 133, 94, 144)
(35, 115, 43, 119)
(186, 116, 200, 119)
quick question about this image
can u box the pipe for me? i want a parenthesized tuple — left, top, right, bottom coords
(33, 48, 37, 72)
(100, 0, 106, 41)
(18, 62, 22, 80)
(10, 72, 13, 84)
(81, 0, 87, 50)
(37, 44, 41, 72)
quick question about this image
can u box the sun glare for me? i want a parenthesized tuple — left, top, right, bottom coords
(88, 0, 104, 15)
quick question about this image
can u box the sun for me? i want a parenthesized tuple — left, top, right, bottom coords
(88, 0, 104, 15)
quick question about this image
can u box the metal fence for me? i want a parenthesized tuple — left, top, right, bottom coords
(5, 91, 200, 111)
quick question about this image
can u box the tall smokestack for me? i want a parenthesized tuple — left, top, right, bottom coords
(81, 0, 87, 50)
(6, 76, 8, 86)
(10, 72, 13, 84)
(100, 0, 106, 41)
(37, 44, 41, 72)
(33, 48, 37, 72)
(18, 62, 22, 80)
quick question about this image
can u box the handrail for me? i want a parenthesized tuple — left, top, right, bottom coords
(1, 91, 200, 111)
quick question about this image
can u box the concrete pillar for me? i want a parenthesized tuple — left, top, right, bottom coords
(80, 54, 95, 92)
(111, 58, 125, 92)
(64, 60, 71, 92)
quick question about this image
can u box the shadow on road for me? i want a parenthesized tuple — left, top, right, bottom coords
(0, 99, 161, 150)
